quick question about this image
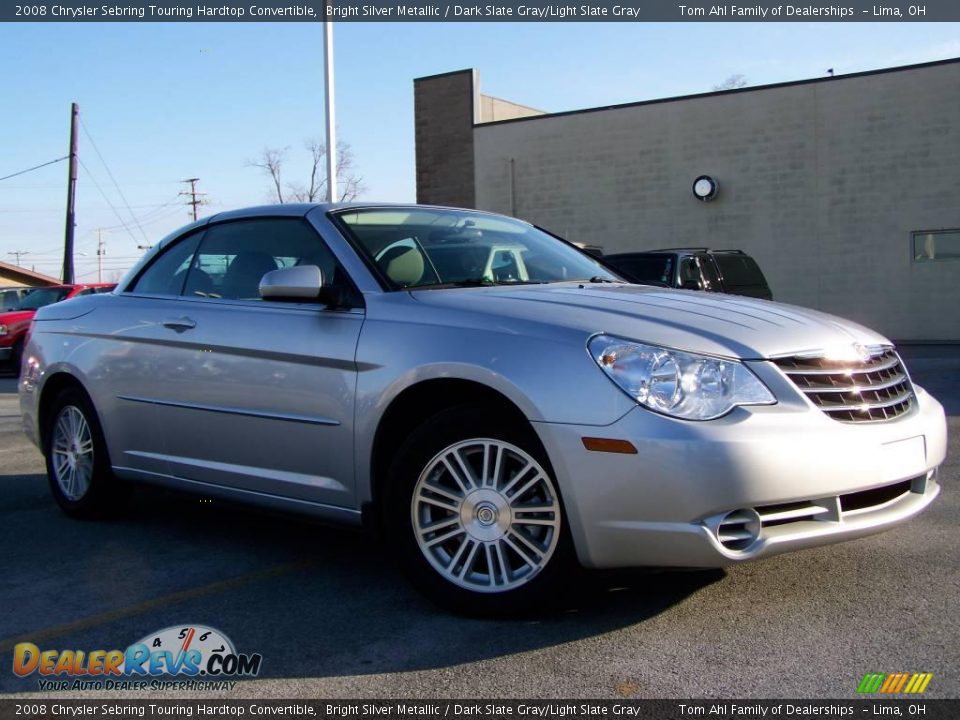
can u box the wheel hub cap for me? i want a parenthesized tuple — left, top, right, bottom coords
(462, 491, 512, 542)
(411, 438, 562, 594)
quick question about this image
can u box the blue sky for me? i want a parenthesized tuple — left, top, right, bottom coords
(1, 20, 958, 282)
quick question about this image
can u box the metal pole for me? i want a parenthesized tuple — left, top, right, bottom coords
(96, 229, 104, 283)
(62, 103, 78, 284)
(323, 16, 337, 203)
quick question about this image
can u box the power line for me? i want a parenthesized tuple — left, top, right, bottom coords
(7, 251, 30, 265)
(0, 201, 180, 213)
(80, 118, 150, 245)
(78, 159, 139, 243)
(0, 156, 69, 183)
(87, 194, 183, 233)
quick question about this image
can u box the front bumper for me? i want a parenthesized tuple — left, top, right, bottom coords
(534, 384, 947, 569)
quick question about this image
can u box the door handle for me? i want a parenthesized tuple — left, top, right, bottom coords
(162, 317, 197, 332)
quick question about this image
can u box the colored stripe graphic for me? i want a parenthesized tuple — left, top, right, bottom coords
(858, 673, 885, 693)
(857, 673, 932, 694)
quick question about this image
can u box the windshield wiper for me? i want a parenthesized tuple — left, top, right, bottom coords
(582, 276, 627, 284)
(413, 279, 549, 289)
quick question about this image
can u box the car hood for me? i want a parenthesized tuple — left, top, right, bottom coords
(409, 283, 890, 359)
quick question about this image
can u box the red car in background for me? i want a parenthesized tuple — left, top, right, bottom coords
(0, 283, 115, 373)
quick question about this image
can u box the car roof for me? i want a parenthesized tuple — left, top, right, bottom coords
(605, 251, 676, 259)
(208, 202, 525, 224)
(607, 248, 748, 257)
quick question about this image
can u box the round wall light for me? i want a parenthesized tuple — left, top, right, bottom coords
(692, 175, 719, 202)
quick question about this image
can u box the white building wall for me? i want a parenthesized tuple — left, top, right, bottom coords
(472, 61, 960, 342)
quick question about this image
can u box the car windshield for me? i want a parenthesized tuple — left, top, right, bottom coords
(334, 208, 619, 289)
(16, 287, 71, 310)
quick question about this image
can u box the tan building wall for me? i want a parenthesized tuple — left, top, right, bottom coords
(478, 95, 544, 123)
(415, 59, 960, 342)
(0, 262, 60, 288)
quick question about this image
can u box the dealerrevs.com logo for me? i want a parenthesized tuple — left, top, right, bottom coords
(13, 625, 262, 692)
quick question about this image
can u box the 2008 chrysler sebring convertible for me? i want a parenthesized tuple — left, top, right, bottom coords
(20, 204, 947, 614)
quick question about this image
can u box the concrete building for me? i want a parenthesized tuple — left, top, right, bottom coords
(0, 261, 60, 288)
(414, 59, 960, 342)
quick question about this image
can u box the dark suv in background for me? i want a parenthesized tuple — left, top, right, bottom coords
(604, 248, 773, 300)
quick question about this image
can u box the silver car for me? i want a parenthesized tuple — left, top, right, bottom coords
(20, 204, 947, 615)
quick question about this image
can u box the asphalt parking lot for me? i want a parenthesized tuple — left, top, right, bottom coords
(1, 347, 957, 700)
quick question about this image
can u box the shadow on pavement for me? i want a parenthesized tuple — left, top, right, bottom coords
(0, 478, 722, 691)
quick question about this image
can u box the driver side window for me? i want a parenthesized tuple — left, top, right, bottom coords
(130, 230, 205, 296)
(180, 218, 358, 304)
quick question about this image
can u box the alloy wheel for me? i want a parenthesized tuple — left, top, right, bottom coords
(411, 438, 561, 593)
(51, 406, 95, 501)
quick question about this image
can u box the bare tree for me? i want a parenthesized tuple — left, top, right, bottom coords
(248, 139, 365, 204)
(712, 74, 748, 91)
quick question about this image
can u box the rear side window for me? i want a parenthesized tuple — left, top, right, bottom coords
(131, 230, 205, 296)
(714, 255, 767, 290)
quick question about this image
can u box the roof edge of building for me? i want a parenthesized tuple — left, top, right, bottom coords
(0, 260, 62, 286)
(473, 55, 960, 128)
(414, 68, 475, 83)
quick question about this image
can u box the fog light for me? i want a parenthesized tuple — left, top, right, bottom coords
(714, 508, 761, 551)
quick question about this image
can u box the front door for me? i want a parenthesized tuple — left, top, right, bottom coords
(124, 216, 363, 509)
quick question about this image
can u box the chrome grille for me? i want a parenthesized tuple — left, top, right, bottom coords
(773, 348, 914, 423)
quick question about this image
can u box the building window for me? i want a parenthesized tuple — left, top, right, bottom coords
(912, 230, 960, 262)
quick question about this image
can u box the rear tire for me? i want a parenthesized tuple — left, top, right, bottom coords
(45, 387, 127, 519)
(385, 403, 575, 617)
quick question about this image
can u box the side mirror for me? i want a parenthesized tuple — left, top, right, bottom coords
(679, 279, 702, 290)
(259, 265, 324, 300)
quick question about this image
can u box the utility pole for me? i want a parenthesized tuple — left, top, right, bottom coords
(180, 177, 206, 221)
(62, 102, 79, 284)
(323, 19, 337, 203)
(96, 229, 106, 283)
(7, 251, 30, 266)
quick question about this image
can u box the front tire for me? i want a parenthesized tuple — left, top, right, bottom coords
(386, 404, 574, 616)
(45, 387, 126, 519)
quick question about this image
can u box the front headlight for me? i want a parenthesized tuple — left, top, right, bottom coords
(588, 335, 776, 420)
(0, 324, 7, 336)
